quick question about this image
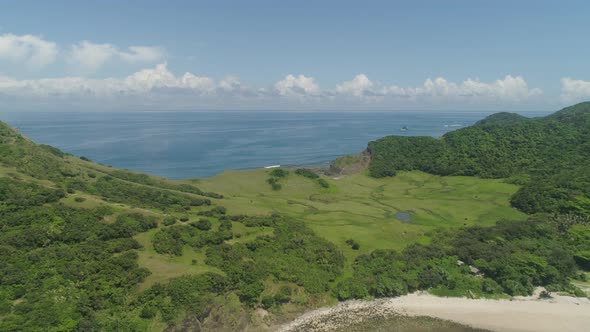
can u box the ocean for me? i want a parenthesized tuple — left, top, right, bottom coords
(2, 110, 549, 179)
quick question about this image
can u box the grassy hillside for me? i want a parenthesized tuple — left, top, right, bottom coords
(368, 102, 590, 216)
(1, 104, 590, 331)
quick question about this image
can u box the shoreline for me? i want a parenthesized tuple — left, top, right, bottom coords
(275, 289, 590, 332)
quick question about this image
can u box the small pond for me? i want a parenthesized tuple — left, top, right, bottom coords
(395, 211, 413, 223)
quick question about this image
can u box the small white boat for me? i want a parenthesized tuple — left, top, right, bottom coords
(264, 165, 281, 169)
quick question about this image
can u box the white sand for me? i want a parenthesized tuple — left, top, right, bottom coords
(276, 289, 590, 332)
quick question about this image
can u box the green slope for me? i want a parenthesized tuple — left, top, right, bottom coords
(367, 101, 590, 216)
(1, 103, 589, 331)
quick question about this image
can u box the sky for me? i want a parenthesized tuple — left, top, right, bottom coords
(1, 0, 590, 111)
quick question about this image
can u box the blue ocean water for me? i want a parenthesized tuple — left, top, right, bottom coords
(2, 111, 549, 179)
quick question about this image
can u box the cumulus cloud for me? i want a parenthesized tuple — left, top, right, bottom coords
(69, 41, 116, 71)
(331, 74, 541, 103)
(381, 75, 542, 102)
(274, 74, 320, 98)
(0, 63, 215, 98)
(560, 78, 590, 103)
(0, 64, 544, 109)
(0, 33, 58, 68)
(119, 46, 165, 63)
(336, 74, 374, 97)
(69, 41, 164, 71)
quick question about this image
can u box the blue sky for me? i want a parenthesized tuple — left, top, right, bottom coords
(1, 0, 590, 111)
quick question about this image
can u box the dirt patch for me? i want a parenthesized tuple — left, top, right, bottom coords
(325, 150, 371, 177)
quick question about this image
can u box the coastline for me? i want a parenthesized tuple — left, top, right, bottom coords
(275, 289, 590, 332)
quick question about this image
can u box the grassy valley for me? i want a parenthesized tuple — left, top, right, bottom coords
(196, 169, 525, 260)
(1, 103, 590, 331)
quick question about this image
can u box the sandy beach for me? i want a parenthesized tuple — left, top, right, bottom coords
(276, 289, 590, 332)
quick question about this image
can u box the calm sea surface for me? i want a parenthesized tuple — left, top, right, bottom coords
(2, 111, 549, 179)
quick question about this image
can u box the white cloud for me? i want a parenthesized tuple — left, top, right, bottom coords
(0, 33, 58, 68)
(0, 65, 544, 110)
(380, 75, 542, 102)
(69, 41, 165, 71)
(0, 63, 215, 98)
(69, 41, 117, 71)
(274, 74, 320, 98)
(119, 46, 165, 63)
(336, 74, 374, 97)
(219, 76, 241, 91)
(560, 78, 590, 103)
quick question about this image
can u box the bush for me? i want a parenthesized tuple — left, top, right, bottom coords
(346, 239, 360, 250)
(163, 216, 177, 226)
(573, 287, 587, 298)
(270, 168, 289, 178)
(267, 177, 282, 190)
(318, 179, 329, 188)
(219, 219, 232, 231)
(539, 290, 552, 299)
(180, 216, 189, 222)
(195, 219, 212, 231)
(261, 295, 275, 309)
(74, 197, 86, 203)
(197, 206, 226, 217)
(153, 228, 184, 256)
(274, 286, 292, 304)
(140, 305, 157, 319)
(574, 251, 590, 270)
(295, 168, 319, 179)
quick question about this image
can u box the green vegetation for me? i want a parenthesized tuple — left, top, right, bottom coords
(336, 216, 586, 300)
(269, 168, 289, 178)
(199, 170, 525, 258)
(345, 239, 360, 250)
(368, 102, 590, 217)
(1, 102, 589, 331)
(266, 168, 289, 190)
(295, 167, 330, 188)
(90, 176, 212, 210)
(110, 169, 223, 199)
(295, 168, 319, 179)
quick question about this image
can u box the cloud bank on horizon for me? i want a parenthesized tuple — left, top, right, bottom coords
(1, 32, 589, 111)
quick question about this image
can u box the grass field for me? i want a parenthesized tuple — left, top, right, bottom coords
(195, 169, 526, 263)
(1, 155, 527, 288)
(134, 229, 225, 291)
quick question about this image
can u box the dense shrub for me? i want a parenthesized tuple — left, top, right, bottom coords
(335, 217, 587, 300)
(91, 176, 211, 210)
(269, 168, 289, 178)
(295, 168, 319, 179)
(195, 219, 212, 231)
(367, 102, 590, 216)
(163, 216, 177, 226)
(317, 178, 330, 188)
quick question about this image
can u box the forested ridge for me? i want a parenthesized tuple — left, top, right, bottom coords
(1, 104, 590, 331)
(368, 102, 590, 216)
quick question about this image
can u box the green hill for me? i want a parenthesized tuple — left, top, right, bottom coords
(473, 111, 531, 126)
(368, 102, 590, 216)
(1, 104, 589, 331)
